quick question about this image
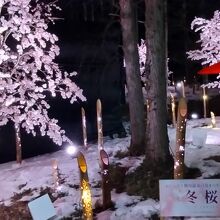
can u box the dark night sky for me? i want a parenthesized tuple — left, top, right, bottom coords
(50, 0, 220, 83)
(167, 0, 220, 82)
(45, 0, 220, 140)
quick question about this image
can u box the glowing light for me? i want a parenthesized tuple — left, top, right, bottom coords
(66, 145, 78, 156)
(179, 145, 184, 151)
(191, 113, 198, 119)
(203, 95, 208, 100)
(174, 161, 179, 169)
(176, 82, 182, 88)
(81, 179, 93, 219)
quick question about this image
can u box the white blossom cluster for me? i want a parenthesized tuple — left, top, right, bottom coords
(187, 10, 220, 88)
(138, 39, 146, 83)
(137, 39, 172, 85)
(0, 0, 86, 145)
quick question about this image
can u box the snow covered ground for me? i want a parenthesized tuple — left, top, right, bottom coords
(1, 118, 220, 219)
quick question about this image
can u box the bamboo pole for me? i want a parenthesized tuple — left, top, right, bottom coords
(77, 152, 93, 220)
(202, 87, 207, 118)
(15, 123, 22, 164)
(174, 98, 187, 179)
(99, 149, 112, 209)
(96, 99, 103, 151)
(52, 159, 60, 190)
(170, 93, 176, 128)
(81, 107, 88, 149)
(181, 81, 185, 98)
(210, 111, 216, 128)
(172, 98, 187, 220)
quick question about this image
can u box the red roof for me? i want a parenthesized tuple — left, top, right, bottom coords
(198, 62, 220, 75)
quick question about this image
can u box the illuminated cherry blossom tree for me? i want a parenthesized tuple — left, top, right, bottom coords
(0, 0, 86, 145)
(187, 10, 220, 88)
(138, 39, 172, 86)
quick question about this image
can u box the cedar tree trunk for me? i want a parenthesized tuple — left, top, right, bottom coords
(145, 0, 172, 163)
(119, 0, 146, 155)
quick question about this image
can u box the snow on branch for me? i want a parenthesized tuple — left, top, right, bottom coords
(0, 0, 86, 145)
(187, 10, 220, 88)
(187, 10, 220, 66)
(137, 39, 172, 86)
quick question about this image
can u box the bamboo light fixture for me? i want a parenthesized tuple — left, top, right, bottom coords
(210, 111, 216, 128)
(174, 98, 187, 179)
(96, 99, 104, 151)
(181, 81, 185, 98)
(81, 107, 88, 149)
(52, 159, 61, 190)
(202, 87, 208, 118)
(99, 149, 112, 209)
(15, 123, 22, 164)
(77, 152, 93, 220)
(170, 93, 176, 127)
(177, 81, 185, 98)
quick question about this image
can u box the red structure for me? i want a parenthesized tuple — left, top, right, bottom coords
(198, 62, 220, 75)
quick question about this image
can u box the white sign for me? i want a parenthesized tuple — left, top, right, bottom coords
(28, 194, 56, 220)
(160, 179, 220, 217)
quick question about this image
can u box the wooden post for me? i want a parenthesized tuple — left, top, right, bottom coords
(81, 107, 87, 149)
(170, 93, 176, 128)
(174, 98, 187, 179)
(96, 99, 103, 151)
(202, 87, 207, 118)
(52, 159, 60, 190)
(15, 123, 22, 164)
(100, 149, 112, 209)
(77, 152, 93, 220)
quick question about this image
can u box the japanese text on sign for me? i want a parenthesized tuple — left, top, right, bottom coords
(159, 179, 220, 217)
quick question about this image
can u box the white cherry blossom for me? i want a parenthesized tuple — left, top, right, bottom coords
(0, 0, 86, 145)
(187, 10, 220, 88)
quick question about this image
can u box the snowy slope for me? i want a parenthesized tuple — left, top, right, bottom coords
(1, 118, 220, 219)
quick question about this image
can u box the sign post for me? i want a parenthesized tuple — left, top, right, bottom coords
(28, 194, 56, 220)
(160, 179, 220, 217)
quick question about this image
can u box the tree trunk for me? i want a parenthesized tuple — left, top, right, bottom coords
(119, 0, 146, 155)
(15, 124, 22, 164)
(145, 0, 172, 163)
